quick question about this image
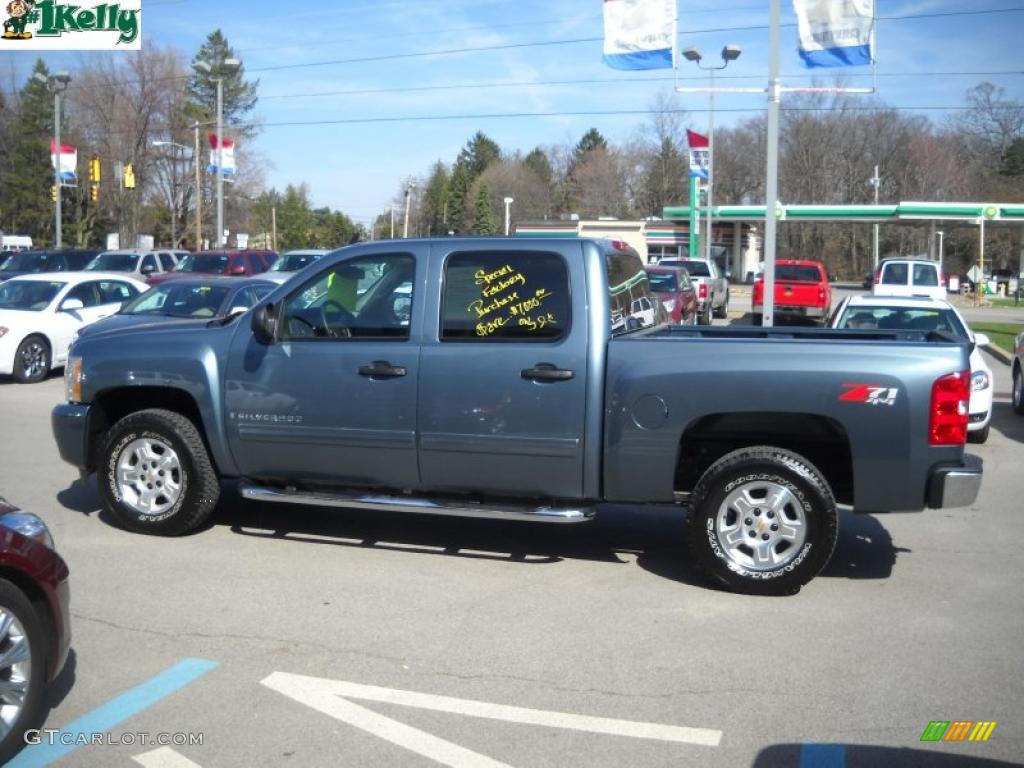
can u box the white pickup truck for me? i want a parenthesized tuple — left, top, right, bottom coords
(658, 257, 729, 324)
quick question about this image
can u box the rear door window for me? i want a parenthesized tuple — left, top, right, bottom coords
(881, 263, 909, 285)
(441, 251, 569, 341)
(912, 263, 938, 286)
(158, 252, 177, 272)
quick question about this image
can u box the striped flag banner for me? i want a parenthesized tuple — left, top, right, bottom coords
(793, 0, 874, 68)
(687, 129, 709, 180)
(50, 138, 77, 182)
(208, 133, 236, 176)
(602, 0, 675, 70)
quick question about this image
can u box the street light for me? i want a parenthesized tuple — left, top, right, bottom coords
(153, 140, 190, 248)
(682, 45, 741, 275)
(503, 197, 514, 236)
(194, 57, 240, 248)
(402, 182, 416, 238)
(34, 70, 71, 248)
(935, 229, 944, 281)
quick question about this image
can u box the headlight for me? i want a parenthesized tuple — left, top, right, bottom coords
(971, 370, 990, 391)
(0, 511, 55, 549)
(0, 326, 8, 338)
(65, 356, 84, 402)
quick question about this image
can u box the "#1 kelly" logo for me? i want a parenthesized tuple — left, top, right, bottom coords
(2, 0, 141, 49)
(921, 720, 997, 742)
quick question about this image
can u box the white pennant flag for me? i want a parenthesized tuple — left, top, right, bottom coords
(793, 0, 874, 68)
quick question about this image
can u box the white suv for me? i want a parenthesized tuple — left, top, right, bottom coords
(872, 258, 946, 300)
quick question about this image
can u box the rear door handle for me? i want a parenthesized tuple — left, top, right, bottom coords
(521, 363, 574, 382)
(358, 360, 407, 378)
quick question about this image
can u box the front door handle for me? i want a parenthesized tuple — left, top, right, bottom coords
(358, 360, 407, 378)
(521, 363, 574, 382)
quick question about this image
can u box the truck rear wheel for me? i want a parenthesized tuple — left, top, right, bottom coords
(686, 446, 838, 596)
(714, 291, 729, 319)
(98, 408, 220, 536)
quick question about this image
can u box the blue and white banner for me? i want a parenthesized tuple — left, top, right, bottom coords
(602, 0, 675, 71)
(794, 0, 874, 68)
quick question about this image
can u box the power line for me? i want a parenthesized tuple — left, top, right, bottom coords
(260, 70, 1024, 101)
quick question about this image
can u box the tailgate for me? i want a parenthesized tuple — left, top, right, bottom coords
(774, 281, 822, 306)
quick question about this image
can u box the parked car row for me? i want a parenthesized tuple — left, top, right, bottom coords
(0, 248, 329, 384)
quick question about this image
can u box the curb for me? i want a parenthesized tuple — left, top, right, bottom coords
(982, 343, 1013, 366)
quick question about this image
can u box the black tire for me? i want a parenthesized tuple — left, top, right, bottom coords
(714, 291, 729, 319)
(12, 335, 50, 384)
(699, 306, 712, 326)
(0, 579, 48, 765)
(967, 424, 990, 444)
(98, 408, 220, 535)
(686, 446, 838, 596)
(1013, 365, 1024, 415)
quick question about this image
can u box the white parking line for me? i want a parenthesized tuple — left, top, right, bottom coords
(131, 747, 203, 768)
(262, 672, 722, 750)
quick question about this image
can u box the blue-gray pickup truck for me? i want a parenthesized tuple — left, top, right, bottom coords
(52, 238, 982, 595)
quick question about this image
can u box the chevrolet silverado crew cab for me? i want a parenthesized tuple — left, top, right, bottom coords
(52, 238, 982, 595)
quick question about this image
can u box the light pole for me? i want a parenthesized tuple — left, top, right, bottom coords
(935, 229, 944, 281)
(682, 45, 741, 273)
(402, 182, 416, 238)
(193, 57, 240, 248)
(869, 165, 881, 269)
(34, 70, 71, 248)
(153, 140, 190, 247)
(503, 196, 514, 236)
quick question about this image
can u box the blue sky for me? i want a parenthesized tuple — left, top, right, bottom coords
(6, 1, 1024, 227)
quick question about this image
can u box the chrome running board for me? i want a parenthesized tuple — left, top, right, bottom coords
(238, 483, 595, 523)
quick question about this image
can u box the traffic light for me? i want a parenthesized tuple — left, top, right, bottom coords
(51, 184, 57, 202)
(90, 183, 99, 202)
(88, 157, 101, 183)
(123, 163, 135, 189)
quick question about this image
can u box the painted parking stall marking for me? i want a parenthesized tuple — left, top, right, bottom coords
(132, 746, 204, 768)
(262, 671, 721, 766)
(9, 657, 217, 768)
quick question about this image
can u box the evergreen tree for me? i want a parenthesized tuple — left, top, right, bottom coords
(3, 60, 55, 242)
(186, 30, 260, 138)
(447, 162, 472, 234)
(472, 184, 496, 234)
(457, 132, 501, 180)
(421, 161, 451, 235)
(523, 147, 553, 187)
(640, 137, 688, 217)
(571, 128, 608, 170)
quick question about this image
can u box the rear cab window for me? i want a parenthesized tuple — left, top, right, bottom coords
(607, 249, 665, 335)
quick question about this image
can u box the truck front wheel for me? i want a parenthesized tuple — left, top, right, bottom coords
(98, 408, 220, 536)
(686, 446, 838, 596)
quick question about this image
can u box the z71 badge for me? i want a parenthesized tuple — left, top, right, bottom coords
(839, 384, 899, 406)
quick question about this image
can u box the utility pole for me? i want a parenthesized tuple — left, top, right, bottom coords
(271, 206, 277, 251)
(402, 182, 416, 238)
(870, 165, 880, 269)
(761, 0, 781, 328)
(194, 122, 202, 250)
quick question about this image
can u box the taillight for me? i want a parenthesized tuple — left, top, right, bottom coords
(873, 271, 880, 285)
(818, 286, 826, 303)
(699, 283, 708, 299)
(940, 272, 946, 288)
(929, 371, 970, 446)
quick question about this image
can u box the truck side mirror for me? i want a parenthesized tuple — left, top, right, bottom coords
(251, 302, 277, 344)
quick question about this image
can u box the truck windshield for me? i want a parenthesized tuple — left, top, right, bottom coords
(175, 254, 229, 273)
(0, 252, 46, 272)
(122, 284, 231, 318)
(0, 280, 65, 311)
(87, 253, 139, 271)
(270, 253, 324, 272)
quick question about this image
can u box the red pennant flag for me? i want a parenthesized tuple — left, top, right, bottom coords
(686, 129, 709, 149)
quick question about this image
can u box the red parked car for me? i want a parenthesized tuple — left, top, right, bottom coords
(644, 265, 698, 325)
(752, 259, 831, 325)
(146, 249, 277, 286)
(0, 497, 71, 762)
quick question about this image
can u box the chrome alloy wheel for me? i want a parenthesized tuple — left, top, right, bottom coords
(116, 438, 183, 516)
(1014, 368, 1023, 410)
(715, 479, 808, 571)
(0, 608, 32, 742)
(18, 341, 47, 380)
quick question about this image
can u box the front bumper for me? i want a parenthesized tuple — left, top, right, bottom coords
(927, 455, 983, 508)
(51, 402, 93, 471)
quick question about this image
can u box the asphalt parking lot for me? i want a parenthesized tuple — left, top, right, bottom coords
(2, 332, 1023, 767)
